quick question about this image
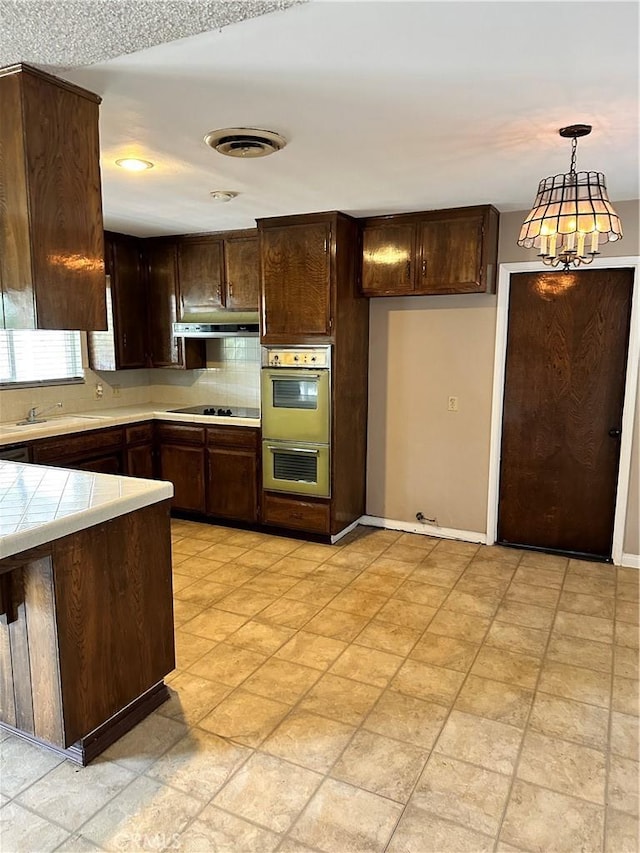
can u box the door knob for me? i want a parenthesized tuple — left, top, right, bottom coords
(608, 428, 622, 438)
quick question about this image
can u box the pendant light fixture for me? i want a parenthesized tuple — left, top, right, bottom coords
(518, 124, 623, 270)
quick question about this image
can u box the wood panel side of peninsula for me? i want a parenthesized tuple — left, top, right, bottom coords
(0, 499, 175, 764)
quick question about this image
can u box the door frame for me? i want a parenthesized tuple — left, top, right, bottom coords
(486, 256, 640, 564)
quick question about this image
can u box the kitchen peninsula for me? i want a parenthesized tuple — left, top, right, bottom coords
(0, 461, 175, 765)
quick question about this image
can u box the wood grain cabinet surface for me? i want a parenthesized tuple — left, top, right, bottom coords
(361, 205, 499, 297)
(144, 239, 206, 370)
(0, 63, 107, 330)
(0, 501, 174, 763)
(177, 230, 259, 318)
(88, 233, 147, 371)
(258, 217, 333, 341)
(206, 427, 259, 523)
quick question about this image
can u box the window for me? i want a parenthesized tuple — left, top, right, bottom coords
(0, 331, 84, 386)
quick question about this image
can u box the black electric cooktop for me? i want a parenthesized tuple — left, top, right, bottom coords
(168, 405, 260, 418)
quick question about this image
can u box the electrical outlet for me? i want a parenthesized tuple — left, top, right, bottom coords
(447, 395, 459, 412)
(95, 382, 104, 400)
(112, 384, 121, 398)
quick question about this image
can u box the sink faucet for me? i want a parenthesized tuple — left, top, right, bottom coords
(19, 402, 63, 425)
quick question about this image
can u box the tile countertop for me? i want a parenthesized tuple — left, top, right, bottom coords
(0, 461, 174, 559)
(0, 404, 261, 446)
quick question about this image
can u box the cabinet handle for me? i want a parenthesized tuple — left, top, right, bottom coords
(123, 332, 127, 348)
(228, 281, 233, 297)
(405, 260, 411, 281)
(216, 287, 221, 302)
(422, 259, 427, 277)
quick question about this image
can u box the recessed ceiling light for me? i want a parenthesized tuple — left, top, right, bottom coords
(204, 127, 286, 158)
(209, 190, 238, 202)
(115, 158, 154, 171)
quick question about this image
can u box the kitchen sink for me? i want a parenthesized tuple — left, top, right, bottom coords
(1, 415, 111, 433)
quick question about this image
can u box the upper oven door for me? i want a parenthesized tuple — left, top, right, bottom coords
(261, 367, 330, 444)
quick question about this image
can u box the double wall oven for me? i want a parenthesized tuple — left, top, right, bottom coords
(261, 346, 331, 498)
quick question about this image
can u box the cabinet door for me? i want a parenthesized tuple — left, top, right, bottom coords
(261, 222, 332, 340)
(0, 67, 107, 331)
(206, 447, 258, 523)
(126, 444, 154, 479)
(178, 240, 224, 318)
(159, 444, 205, 512)
(416, 215, 484, 294)
(72, 453, 123, 475)
(361, 222, 416, 295)
(112, 237, 147, 367)
(146, 240, 180, 367)
(224, 236, 259, 310)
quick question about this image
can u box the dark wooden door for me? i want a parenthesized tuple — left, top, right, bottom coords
(417, 214, 483, 294)
(225, 236, 259, 310)
(178, 239, 224, 317)
(498, 268, 633, 559)
(206, 447, 258, 523)
(112, 237, 147, 368)
(361, 222, 416, 295)
(159, 444, 205, 512)
(261, 222, 332, 340)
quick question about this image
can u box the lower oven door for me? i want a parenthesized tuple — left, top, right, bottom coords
(262, 440, 330, 498)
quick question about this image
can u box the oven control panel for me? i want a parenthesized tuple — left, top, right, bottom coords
(263, 346, 331, 368)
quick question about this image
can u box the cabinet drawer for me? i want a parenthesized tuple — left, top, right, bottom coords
(262, 493, 330, 534)
(126, 422, 153, 445)
(207, 426, 259, 450)
(156, 423, 205, 445)
(32, 427, 124, 464)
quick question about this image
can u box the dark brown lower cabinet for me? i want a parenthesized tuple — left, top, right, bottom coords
(262, 492, 331, 534)
(125, 423, 154, 478)
(158, 443, 206, 513)
(207, 448, 257, 523)
(31, 427, 124, 474)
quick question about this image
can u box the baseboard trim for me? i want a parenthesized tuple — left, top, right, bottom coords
(331, 518, 361, 544)
(621, 553, 640, 569)
(360, 515, 486, 545)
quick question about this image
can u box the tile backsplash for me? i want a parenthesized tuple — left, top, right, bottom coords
(0, 336, 260, 423)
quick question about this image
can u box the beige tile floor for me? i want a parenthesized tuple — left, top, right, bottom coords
(1, 521, 639, 853)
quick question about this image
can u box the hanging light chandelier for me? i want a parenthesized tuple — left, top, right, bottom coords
(518, 124, 623, 270)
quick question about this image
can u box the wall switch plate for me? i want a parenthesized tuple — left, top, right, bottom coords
(448, 396, 459, 412)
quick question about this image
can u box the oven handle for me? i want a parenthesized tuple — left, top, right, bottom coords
(266, 445, 320, 455)
(268, 373, 321, 381)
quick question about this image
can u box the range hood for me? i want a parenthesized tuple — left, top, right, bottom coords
(173, 312, 259, 338)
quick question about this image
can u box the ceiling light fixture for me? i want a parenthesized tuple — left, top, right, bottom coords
(204, 127, 286, 158)
(115, 157, 154, 171)
(209, 190, 238, 202)
(518, 124, 623, 270)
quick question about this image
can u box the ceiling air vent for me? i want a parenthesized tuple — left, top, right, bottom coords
(203, 127, 287, 158)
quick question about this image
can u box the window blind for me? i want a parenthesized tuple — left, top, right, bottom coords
(0, 331, 84, 386)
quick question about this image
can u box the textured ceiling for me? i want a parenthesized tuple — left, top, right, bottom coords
(0, 0, 300, 67)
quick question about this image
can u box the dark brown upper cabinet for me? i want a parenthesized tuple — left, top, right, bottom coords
(88, 233, 147, 370)
(258, 215, 334, 342)
(145, 239, 205, 370)
(361, 205, 499, 297)
(177, 238, 225, 318)
(0, 64, 107, 330)
(362, 221, 416, 296)
(224, 235, 259, 310)
(176, 231, 259, 318)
